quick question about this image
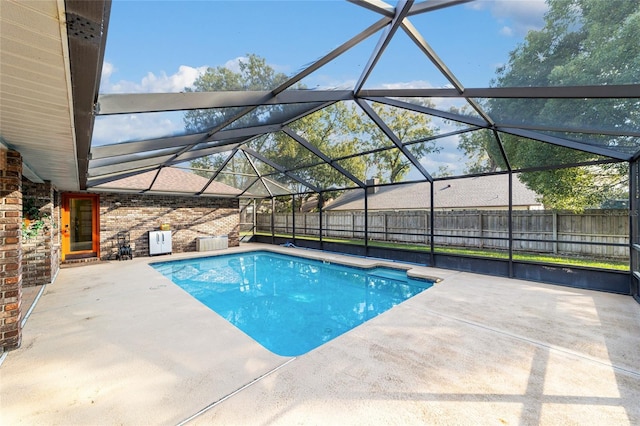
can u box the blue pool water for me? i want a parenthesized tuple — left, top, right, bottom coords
(151, 251, 433, 356)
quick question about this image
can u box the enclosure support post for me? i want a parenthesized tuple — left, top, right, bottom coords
(552, 211, 558, 254)
(352, 213, 356, 239)
(364, 187, 369, 255)
(629, 161, 639, 301)
(424, 211, 429, 245)
(319, 192, 324, 248)
(430, 181, 435, 267)
(252, 198, 257, 236)
(478, 212, 483, 248)
(271, 197, 275, 244)
(384, 211, 388, 242)
(508, 171, 514, 277)
(285, 206, 289, 236)
(292, 194, 296, 244)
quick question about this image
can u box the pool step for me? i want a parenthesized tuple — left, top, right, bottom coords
(367, 269, 406, 281)
(61, 257, 101, 268)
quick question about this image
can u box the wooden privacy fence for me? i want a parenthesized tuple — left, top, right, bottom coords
(255, 210, 630, 259)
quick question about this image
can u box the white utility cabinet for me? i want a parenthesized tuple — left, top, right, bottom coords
(149, 230, 172, 256)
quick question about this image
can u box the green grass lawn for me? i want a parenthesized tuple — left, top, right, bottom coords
(247, 232, 629, 271)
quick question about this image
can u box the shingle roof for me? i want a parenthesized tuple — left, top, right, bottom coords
(326, 176, 542, 211)
(94, 167, 242, 196)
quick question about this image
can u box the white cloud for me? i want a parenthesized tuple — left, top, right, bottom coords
(378, 80, 438, 90)
(92, 112, 185, 146)
(500, 26, 514, 37)
(101, 61, 115, 81)
(300, 74, 357, 90)
(470, 0, 548, 36)
(223, 55, 290, 75)
(93, 57, 285, 146)
(101, 65, 208, 94)
(224, 56, 246, 74)
(99, 55, 292, 94)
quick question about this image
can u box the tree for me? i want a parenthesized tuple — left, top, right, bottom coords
(184, 57, 366, 198)
(457, 127, 506, 175)
(459, 0, 639, 209)
(184, 54, 290, 134)
(348, 102, 439, 183)
(287, 102, 366, 193)
(184, 55, 443, 200)
(185, 53, 298, 191)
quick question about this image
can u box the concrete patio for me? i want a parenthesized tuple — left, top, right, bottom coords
(1, 243, 639, 425)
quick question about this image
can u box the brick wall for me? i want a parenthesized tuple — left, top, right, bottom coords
(1, 150, 23, 349)
(52, 190, 60, 269)
(22, 179, 59, 287)
(99, 193, 240, 259)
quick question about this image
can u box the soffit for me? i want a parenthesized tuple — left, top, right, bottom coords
(0, 0, 78, 189)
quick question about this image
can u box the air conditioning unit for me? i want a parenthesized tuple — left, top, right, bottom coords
(196, 235, 229, 251)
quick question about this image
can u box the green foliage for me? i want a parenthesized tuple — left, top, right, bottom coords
(189, 154, 226, 178)
(252, 231, 628, 270)
(493, 0, 640, 87)
(184, 54, 290, 134)
(185, 56, 442, 196)
(457, 128, 507, 175)
(287, 102, 365, 192)
(22, 197, 49, 240)
(459, 0, 638, 209)
(351, 102, 439, 183)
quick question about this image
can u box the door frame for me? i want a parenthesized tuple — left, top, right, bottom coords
(61, 193, 100, 261)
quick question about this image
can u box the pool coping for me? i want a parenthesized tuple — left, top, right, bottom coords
(155, 243, 446, 284)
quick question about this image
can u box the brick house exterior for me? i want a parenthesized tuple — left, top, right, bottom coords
(1, 150, 23, 349)
(99, 193, 239, 259)
(1, 151, 241, 350)
(22, 179, 59, 288)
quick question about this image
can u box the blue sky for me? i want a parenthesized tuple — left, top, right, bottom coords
(100, 0, 548, 94)
(94, 0, 549, 176)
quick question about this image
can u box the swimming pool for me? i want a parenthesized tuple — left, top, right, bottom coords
(152, 251, 433, 356)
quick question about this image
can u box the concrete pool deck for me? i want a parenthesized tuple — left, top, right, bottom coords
(1, 243, 639, 425)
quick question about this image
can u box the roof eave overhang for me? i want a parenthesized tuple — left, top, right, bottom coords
(65, 0, 111, 190)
